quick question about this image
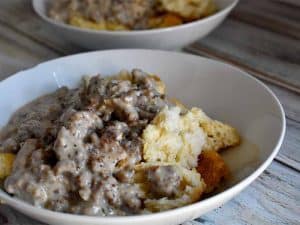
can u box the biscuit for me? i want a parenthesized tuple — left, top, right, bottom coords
(191, 108, 240, 151)
(160, 0, 216, 20)
(142, 106, 206, 169)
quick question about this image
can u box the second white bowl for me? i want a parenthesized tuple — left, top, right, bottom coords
(32, 0, 238, 50)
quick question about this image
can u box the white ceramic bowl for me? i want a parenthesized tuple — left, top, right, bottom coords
(32, 0, 238, 50)
(0, 50, 285, 225)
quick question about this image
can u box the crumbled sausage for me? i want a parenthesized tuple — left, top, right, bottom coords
(147, 166, 181, 198)
(2, 70, 167, 215)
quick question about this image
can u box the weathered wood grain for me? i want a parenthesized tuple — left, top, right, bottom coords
(231, 0, 300, 39)
(0, 22, 58, 80)
(1, 162, 299, 225)
(276, 118, 300, 172)
(186, 19, 300, 94)
(275, 0, 300, 7)
(0, 0, 78, 55)
(267, 83, 300, 123)
(0, 205, 45, 225)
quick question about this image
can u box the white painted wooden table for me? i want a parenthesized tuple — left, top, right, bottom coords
(0, 1, 299, 224)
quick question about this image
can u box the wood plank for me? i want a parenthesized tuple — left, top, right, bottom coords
(0, 205, 45, 225)
(275, 0, 300, 7)
(186, 19, 300, 93)
(267, 84, 300, 123)
(278, 119, 300, 172)
(0, 22, 58, 80)
(1, 162, 299, 225)
(0, 0, 78, 55)
(231, 0, 300, 39)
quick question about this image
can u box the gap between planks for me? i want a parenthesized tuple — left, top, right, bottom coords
(276, 154, 300, 173)
(185, 44, 300, 95)
(0, 20, 68, 56)
(230, 0, 300, 40)
(229, 12, 300, 40)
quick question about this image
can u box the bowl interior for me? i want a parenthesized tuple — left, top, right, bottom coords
(0, 50, 284, 186)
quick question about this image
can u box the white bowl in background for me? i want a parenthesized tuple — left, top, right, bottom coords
(32, 0, 238, 50)
(0, 50, 285, 225)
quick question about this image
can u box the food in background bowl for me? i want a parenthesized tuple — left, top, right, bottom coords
(0, 69, 239, 216)
(48, 0, 217, 31)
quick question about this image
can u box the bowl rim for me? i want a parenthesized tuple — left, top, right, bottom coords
(0, 49, 285, 223)
(32, 0, 239, 36)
